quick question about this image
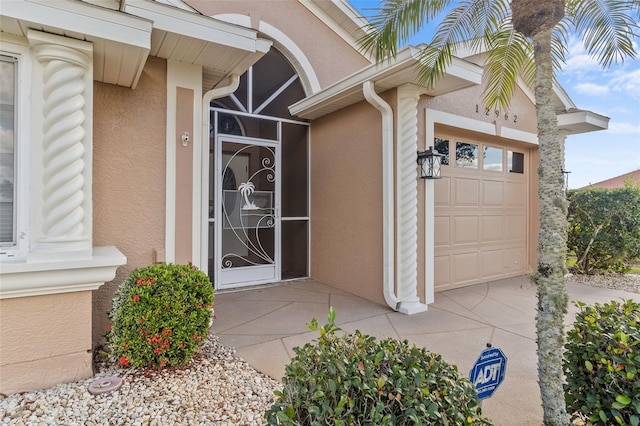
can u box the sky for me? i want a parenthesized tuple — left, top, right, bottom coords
(350, 1, 640, 189)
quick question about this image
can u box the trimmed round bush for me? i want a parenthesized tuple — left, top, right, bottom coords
(265, 309, 492, 425)
(107, 263, 214, 369)
(564, 299, 640, 425)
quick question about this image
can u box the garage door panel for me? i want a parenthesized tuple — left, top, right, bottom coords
(481, 215, 504, 241)
(434, 256, 451, 289)
(505, 181, 526, 207)
(505, 246, 526, 274)
(481, 249, 504, 278)
(435, 216, 450, 246)
(506, 215, 526, 240)
(454, 178, 479, 206)
(453, 216, 478, 244)
(435, 177, 451, 206)
(482, 180, 504, 206)
(453, 252, 479, 283)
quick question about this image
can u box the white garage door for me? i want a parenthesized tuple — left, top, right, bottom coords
(433, 135, 528, 291)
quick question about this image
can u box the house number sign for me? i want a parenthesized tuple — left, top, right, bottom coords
(475, 104, 519, 123)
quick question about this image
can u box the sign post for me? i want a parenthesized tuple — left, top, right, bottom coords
(469, 346, 507, 400)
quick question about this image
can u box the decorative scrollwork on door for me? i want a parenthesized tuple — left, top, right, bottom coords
(221, 145, 276, 268)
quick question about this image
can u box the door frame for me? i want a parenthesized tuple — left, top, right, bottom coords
(213, 134, 281, 289)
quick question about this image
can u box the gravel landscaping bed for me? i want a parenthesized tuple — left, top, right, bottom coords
(0, 336, 281, 426)
(567, 273, 640, 294)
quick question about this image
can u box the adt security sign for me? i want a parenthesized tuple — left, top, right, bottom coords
(469, 347, 507, 399)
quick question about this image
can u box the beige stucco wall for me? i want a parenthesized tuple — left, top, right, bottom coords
(0, 292, 93, 395)
(422, 84, 538, 135)
(92, 57, 167, 346)
(309, 91, 396, 306)
(184, 0, 370, 88)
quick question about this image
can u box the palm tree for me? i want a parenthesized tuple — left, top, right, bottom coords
(360, 1, 639, 424)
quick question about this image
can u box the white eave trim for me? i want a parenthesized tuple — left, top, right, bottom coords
(123, 0, 265, 52)
(290, 45, 482, 120)
(0, 246, 127, 299)
(4, 0, 152, 49)
(557, 109, 609, 135)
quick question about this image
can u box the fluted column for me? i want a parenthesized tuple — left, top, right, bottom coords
(28, 31, 93, 256)
(396, 85, 427, 314)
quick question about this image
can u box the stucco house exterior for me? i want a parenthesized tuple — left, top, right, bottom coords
(0, 0, 608, 395)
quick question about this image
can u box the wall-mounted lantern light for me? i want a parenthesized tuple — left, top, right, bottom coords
(417, 146, 444, 179)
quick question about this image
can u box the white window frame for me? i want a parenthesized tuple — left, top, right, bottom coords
(0, 37, 31, 260)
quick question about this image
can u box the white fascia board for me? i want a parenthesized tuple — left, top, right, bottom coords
(290, 46, 482, 118)
(5, 0, 151, 49)
(557, 109, 609, 135)
(553, 79, 577, 110)
(124, 0, 262, 52)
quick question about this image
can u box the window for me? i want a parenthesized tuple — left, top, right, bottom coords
(434, 137, 450, 165)
(456, 141, 478, 168)
(1, 41, 30, 259)
(483, 146, 503, 172)
(0, 55, 16, 247)
(508, 150, 524, 173)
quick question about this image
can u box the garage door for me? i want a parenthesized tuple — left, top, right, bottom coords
(433, 135, 528, 291)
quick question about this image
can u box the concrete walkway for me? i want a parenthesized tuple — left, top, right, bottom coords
(210, 276, 640, 425)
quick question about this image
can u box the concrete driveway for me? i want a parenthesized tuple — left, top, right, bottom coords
(210, 276, 640, 425)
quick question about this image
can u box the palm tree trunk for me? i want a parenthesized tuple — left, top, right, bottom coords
(531, 27, 570, 426)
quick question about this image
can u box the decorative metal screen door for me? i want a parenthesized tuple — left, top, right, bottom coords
(215, 136, 281, 288)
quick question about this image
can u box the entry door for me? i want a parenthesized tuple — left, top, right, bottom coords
(215, 136, 280, 288)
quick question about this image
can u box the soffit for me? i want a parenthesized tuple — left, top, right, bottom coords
(122, 0, 271, 90)
(290, 45, 483, 120)
(1, 0, 152, 88)
(557, 109, 609, 135)
(1, 0, 270, 90)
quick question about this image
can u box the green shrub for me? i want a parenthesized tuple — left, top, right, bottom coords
(564, 299, 640, 425)
(567, 187, 640, 274)
(265, 309, 492, 425)
(107, 263, 214, 369)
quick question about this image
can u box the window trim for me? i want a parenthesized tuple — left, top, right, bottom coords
(0, 38, 31, 260)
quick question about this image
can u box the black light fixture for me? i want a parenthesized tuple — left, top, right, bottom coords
(417, 146, 444, 179)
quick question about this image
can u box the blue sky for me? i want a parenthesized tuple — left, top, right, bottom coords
(350, 1, 640, 189)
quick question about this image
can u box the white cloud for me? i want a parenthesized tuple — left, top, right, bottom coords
(609, 69, 640, 99)
(574, 82, 609, 96)
(608, 121, 640, 135)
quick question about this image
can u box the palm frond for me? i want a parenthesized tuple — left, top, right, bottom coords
(482, 29, 535, 110)
(358, 0, 452, 61)
(566, 0, 638, 67)
(416, 0, 511, 88)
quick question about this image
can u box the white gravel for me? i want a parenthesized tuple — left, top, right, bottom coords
(567, 273, 640, 293)
(0, 336, 282, 426)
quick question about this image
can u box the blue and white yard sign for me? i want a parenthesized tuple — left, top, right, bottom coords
(469, 347, 507, 400)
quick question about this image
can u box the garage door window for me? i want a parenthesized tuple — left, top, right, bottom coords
(434, 137, 450, 165)
(483, 146, 503, 172)
(456, 141, 478, 169)
(508, 151, 525, 173)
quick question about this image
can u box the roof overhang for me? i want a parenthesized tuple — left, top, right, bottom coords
(557, 109, 609, 135)
(122, 0, 271, 90)
(290, 45, 483, 120)
(1, 0, 271, 89)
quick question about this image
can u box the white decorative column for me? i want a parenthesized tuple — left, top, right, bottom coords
(396, 85, 428, 314)
(28, 30, 93, 258)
